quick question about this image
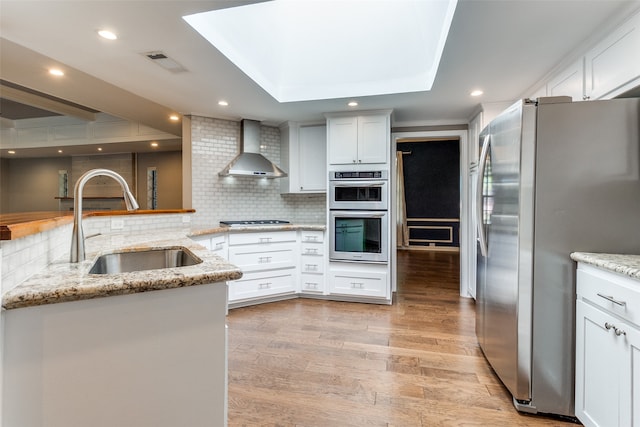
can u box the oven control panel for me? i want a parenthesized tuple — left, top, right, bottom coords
(331, 171, 387, 180)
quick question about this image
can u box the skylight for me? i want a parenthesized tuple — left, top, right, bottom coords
(183, 0, 457, 103)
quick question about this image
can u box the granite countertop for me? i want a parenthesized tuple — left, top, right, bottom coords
(571, 252, 640, 280)
(189, 223, 325, 236)
(2, 230, 242, 310)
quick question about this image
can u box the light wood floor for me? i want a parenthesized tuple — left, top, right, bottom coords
(226, 250, 580, 426)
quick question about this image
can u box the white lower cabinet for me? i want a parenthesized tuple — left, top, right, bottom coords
(299, 230, 325, 294)
(227, 231, 297, 305)
(575, 264, 640, 427)
(228, 269, 296, 301)
(328, 263, 389, 299)
(190, 233, 228, 259)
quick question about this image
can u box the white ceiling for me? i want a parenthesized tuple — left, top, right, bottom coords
(1, 0, 639, 133)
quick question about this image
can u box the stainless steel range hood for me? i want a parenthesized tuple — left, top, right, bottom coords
(218, 119, 287, 178)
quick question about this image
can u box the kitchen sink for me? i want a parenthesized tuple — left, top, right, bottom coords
(89, 247, 202, 274)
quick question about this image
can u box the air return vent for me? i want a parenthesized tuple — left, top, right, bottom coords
(143, 51, 187, 73)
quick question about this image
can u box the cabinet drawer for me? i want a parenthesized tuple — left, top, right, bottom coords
(577, 265, 640, 327)
(228, 269, 296, 301)
(300, 230, 324, 243)
(329, 270, 388, 298)
(229, 243, 296, 271)
(300, 273, 324, 293)
(229, 231, 297, 246)
(301, 255, 324, 274)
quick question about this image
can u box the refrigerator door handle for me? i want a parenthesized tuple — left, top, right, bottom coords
(477, 135, 490, 257)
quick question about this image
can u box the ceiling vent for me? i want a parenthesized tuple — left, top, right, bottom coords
(143, 51, 188, 73)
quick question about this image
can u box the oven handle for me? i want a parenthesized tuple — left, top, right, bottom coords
(332, 211, 387, 218)
(331, 182, 386, 188)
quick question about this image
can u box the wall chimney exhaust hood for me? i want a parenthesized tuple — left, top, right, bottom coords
(218, 119, 287, 178)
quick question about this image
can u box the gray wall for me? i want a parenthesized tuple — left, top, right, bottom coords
(1, 157, 71, 213)
(1, 152, 183, 213)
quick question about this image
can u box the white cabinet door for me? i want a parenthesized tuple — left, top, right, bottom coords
(357, 114, 389, 164)
(585, 11, 640, 100)
(575, 300, 624, 427)
(327, 116, 358, 164)
(329, 269, 388, 298)
(327, 112, 390, 165)
(298, 124, 327, 191)
(548, 59, 585, 101)
(621, 318, 640, 427)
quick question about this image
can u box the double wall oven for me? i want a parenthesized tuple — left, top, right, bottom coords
(329, 171, 389, 263)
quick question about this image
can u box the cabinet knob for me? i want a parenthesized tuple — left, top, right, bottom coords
(582, 95, 591, 100)
(614, 327, 627, 337)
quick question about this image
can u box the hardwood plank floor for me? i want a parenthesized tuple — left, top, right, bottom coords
(227, 250, 580, 426)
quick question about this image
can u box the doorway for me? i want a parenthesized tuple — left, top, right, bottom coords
(391, 129, 470, 298)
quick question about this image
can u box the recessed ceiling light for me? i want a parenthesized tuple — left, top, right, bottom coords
(218, 100, 229, 106)
(97, 147, 103, 151)
(98, 30, 118, 40)
(470, 89, 484, 97)
(347, 101, 359, 107)
(57, 149, 63, 153)
(8, 150, 16, 154)
(150, 142, 159, 147)
(169, 114, 180, 121)
(49, 68, 64, 76)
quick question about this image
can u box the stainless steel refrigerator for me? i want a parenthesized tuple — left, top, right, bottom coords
(475, 96, 640, 417)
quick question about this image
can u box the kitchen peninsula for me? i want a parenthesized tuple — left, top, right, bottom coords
(1, 215, 240, 427)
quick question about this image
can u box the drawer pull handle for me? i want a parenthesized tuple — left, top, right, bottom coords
(258, 256, 272, 263)
(305, 236, 318, 241)
(259, 237, 272, 243)
(258, 282, 271, 289)
(305, 282, 318, 288)
(215, 242, 224, 249)
(597, 293, 626, 306)
(305, 264, 318, 271)
(305, 248, 319, 254)
(350, 282, 365, 289)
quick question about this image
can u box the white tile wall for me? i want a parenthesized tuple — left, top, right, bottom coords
(189, 116, 326, 227)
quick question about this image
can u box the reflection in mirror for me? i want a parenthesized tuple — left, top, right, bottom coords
(1, 103, 182, 214)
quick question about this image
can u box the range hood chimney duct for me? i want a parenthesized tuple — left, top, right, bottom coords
(218, 119, 287, 178)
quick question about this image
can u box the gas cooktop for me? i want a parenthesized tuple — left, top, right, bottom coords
(220, 220, 291, 227)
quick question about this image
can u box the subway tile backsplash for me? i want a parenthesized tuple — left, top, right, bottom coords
(189, 116, 326, 228)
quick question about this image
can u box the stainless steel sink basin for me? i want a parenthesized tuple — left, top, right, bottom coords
(89, 247, 202, 274)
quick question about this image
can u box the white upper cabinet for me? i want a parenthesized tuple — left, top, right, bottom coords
(280, 122, 327, 193)
(527, 8, 640, 103)
(585, 10, 640, 100)
(547, 59, 585, 101)
(326, 111, 391, 166)
(298, 124, 327, 191)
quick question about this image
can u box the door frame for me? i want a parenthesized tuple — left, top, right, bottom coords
(390, 129, 470, 297)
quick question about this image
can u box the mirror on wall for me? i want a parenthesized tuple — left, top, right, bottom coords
(0, 94, 183, 214)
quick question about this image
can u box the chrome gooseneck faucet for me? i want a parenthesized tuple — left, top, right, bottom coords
(70, 169, 139, 263)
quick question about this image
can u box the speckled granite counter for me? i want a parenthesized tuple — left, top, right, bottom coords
(571, 252, 640, 281)
(2, 230, 242, 310)
(189, 223, 325, 236)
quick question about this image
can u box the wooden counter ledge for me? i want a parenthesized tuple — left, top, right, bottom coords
(0, 209, 195, 241)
